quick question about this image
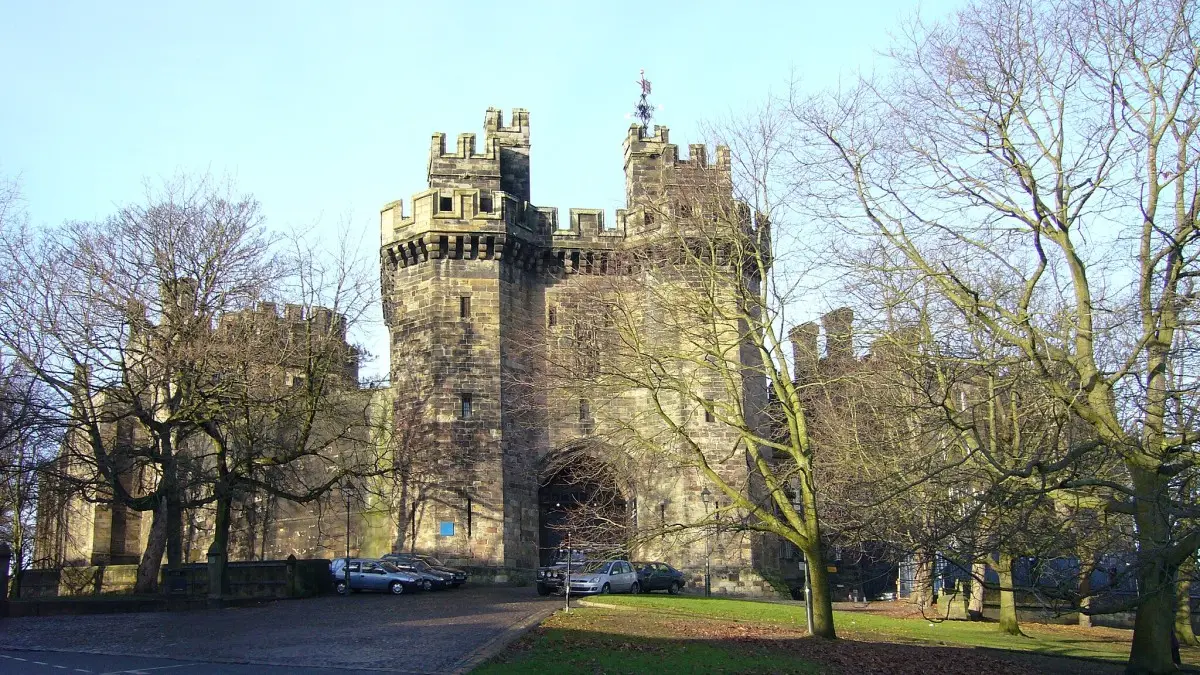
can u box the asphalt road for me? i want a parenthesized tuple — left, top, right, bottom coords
(0, 586, 558, 674)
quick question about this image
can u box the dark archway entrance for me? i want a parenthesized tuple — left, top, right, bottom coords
(537, 454, 630, 566)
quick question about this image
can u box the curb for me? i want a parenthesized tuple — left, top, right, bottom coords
(575, 599, 632, 611)
(447, 602, 559, 674)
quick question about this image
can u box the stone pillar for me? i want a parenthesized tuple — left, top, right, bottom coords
(206, 552, 224, 608)
(286, 554, 297, 598)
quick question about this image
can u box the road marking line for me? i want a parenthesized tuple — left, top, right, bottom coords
(100, 665, 196, 675)
(33, 661, 47, 665)
(12, 657, 25, 661)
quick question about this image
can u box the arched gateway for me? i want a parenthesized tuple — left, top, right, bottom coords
(536, 445, 634, 566)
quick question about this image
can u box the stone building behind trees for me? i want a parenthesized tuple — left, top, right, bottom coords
(34, 298, 363, 568)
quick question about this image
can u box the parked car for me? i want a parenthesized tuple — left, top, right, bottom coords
(566, 559, 641, 595)
(634, 561, 686, 594)
(330, 558, 421, 595)
(382, 553, 468, 587)
(380, 555, 453, 590)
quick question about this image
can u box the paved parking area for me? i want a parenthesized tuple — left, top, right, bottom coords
(0, 587, 559, 674)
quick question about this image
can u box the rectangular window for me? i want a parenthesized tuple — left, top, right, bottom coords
(479, 195, 494, 213)
(705, 400, 715, 423)
(439, 195, 453, 212)
(548, 305, 557, 327)
(460, 296, 471, 318)
(460, 393, 473, 420)
(579, 399, 590, 422)
(438, 521, 455, 537)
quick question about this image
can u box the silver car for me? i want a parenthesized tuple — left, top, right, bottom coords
(566, 559, 641, 595)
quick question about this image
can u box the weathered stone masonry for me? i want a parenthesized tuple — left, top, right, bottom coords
(380, 108, 782, 593)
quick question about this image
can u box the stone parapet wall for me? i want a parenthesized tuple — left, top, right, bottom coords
(16, 559, 331, 600)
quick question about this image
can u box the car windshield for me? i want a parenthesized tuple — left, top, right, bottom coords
(421, 556, 444, 566)
(413, 560, 432, 572)
(379, 561, 403, 573)
(579, 561, 610, 574)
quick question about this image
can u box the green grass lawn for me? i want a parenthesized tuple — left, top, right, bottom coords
(593, 595, 1133, 663)
(476, 594, 1198, 674)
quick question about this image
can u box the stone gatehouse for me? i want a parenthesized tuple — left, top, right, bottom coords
(378, 108, 782, 594)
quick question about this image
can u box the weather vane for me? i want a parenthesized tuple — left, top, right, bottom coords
(629, 69, 661, 127)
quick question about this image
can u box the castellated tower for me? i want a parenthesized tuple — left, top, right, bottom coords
(379, 109, 779, 593)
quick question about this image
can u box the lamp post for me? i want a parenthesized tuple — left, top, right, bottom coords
(700, 487, 712, 597)
(343, 480, 357, 597)
(557, 501, 571, 613)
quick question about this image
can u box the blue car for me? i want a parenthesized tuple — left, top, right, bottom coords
(330, 558, 421, 595)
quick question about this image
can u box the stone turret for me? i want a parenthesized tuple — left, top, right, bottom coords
(788, 322, 820, 382)
(621, 124, 733, 238)
(822, 308, 854, 361)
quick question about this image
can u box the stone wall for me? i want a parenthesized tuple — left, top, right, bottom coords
(17, 559, 331, 600)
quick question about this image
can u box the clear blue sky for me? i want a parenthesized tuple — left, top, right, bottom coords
(0, 0, 961, 376)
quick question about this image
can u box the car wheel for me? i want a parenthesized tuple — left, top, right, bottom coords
(336, 581, 348, 595)
(537, 584, 551, 596)
(422, 579, 434, 591)
(600, 583, 610, 594)
(630, 582, 640, 595)
(389, 581, 405, 595)
(668, 581, 681, 595)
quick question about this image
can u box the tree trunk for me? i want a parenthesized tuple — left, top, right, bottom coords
(1176, 555, 1197, 647)
(165, 489, 183, 569)
(1080, 554, 1099, 629)
(803, 544, 838, 639)
(1127, 469, 1179, 675)
(996, 551, 1023, 637)
(134, 498, 167, 593)
(911, 548, 934, 610)
(969, 560, 986, 620)
(207, 491, 232, 599)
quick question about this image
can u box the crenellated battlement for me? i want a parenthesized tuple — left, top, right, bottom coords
(622, 123, 732, 215)
(387, 108, 741, 271)
(484, 107, 530, 142)
(430, 132, 500, 161)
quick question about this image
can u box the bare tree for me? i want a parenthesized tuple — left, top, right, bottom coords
(197, 229, 383, 595)
(520, 106, 844, 637)
(787, 0, 1200, 669)
(0, 175, 278, 592)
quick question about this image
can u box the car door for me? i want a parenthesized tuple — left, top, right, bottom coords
(362, 562, 388, 590)
(653, 563, 670, 590)
(346, 561, 362, 590)
(614, 561, 631, 592)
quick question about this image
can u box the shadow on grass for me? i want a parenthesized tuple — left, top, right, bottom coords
(474, 622, 1129, 675)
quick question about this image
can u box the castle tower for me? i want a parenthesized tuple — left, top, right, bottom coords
(379, 108, 781, 594)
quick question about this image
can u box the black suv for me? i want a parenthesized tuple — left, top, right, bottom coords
(382, 553, 468, 588)
(536, 549, 589, 596)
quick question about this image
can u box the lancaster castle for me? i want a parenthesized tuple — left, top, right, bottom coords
(377, 108, 779, 593)
(37, 108, 788, 595)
